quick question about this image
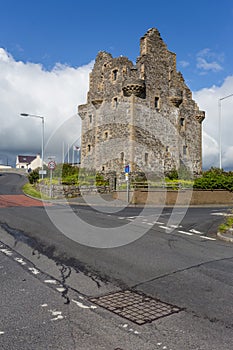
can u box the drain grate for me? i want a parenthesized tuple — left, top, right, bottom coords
(90, 290, 181, 325)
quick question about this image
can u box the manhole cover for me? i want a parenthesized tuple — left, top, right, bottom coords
(90, 290, 181, 325)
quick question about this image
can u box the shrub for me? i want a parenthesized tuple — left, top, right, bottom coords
(194, 167, 233, 191)
(28, 168, 39, 184)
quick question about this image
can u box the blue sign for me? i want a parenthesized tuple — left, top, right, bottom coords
(125, 165, 130, 173)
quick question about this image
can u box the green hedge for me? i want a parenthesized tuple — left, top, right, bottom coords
(193, 168, 233, 191)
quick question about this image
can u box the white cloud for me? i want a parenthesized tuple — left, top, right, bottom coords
(0, 48, 93, 165)
(193, 75, 233, 169)
(179, 60, 190, 68)
(0, 47, 233, 171)
(196, 48, 223, 73)
(196, 57, 223, 72)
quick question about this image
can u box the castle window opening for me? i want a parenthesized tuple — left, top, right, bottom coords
(154, 96, 160, 109)
(180, 118, 185, 127)
(183, 145, 187, 156)
(120, 152, 124, 162)
(104, 131, 108, 140)
(89, 114, 92, 123)
(140, 64, 145, 79)
(166, 146, 169, 152)
(87, 144, 91, 152)
(112, 69, 118, 81)
(145, 152, 149, 165)
(113, 97, 118, 108)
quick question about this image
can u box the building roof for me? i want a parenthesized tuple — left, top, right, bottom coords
(17, 155, 37, 164)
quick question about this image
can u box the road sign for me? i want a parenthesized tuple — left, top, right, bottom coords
(39, 170, 47, 175)
(48, 160, 56, 170)
(125, 164, 130, 173)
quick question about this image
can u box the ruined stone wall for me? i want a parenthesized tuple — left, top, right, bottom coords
(78, 28, 205, 176)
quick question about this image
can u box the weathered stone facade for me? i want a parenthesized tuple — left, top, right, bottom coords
(78, 28, 205, 177)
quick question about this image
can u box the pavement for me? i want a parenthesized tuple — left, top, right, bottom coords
(217, 228, 233, 243)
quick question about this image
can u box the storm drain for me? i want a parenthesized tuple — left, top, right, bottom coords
(90, 290, 181, 325)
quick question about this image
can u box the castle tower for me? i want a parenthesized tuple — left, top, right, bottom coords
(78, 28, 205, 177)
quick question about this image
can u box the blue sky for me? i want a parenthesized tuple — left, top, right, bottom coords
(1, 0, 233, 91)
(0, 0, 233, 169)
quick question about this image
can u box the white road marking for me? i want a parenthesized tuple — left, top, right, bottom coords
(56, 287, 66, 293)
(0, 331, 5, 335)
(14, 257, 27, 265)
(211, 212, 231, 216)
(49, 309, 64, 321)
(201, 236, 216, 241)
(178, 230, 193, 236)
(44, 279, 57, 284)
(169, 224, 182, 228)
(41, 304, 48, 307)
(72, 299, 97, 309)
(28, 267, 40, 275)
(189, 229, 203, 234)
(0, 248, 13, 256)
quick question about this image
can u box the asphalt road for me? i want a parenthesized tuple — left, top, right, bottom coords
(0, 172, 233, 349)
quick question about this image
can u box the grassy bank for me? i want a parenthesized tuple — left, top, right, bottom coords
(22, 183, 50, 200)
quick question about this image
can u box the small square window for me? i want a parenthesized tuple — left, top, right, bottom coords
(154, 97, 160, 109)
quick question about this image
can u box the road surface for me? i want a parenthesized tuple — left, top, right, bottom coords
(0, 172, 233, 349)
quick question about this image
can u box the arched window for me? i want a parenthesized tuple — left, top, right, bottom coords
(112, 69, 118, 81)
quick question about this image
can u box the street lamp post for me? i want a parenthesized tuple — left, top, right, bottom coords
(218, 93, 233, 169)
(20, 113, 45, 178)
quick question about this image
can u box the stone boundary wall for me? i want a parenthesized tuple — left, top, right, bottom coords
(37, 184, 110, 198)
(113, 189, 233, 205)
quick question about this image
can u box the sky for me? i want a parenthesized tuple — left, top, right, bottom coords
(0, 0, 233, 169)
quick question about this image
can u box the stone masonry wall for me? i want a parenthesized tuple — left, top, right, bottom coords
(78, 28, 205, 176)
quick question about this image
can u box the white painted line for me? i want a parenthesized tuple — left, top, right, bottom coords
(28, 267, 40, 275)
(154, 221, 165, 225)
(169, 224, 182, 228)
(49, 309, 64, 321)
(72, 299, 97, 309)
(41, 304, 48, 307)
(0, 331, 4, 335)
(201, 236, 216, 241)
(211, 212, 231, 216)
(189, 229, 203, 234)
(14, 257, 27, 265)
(147, 223, 154, 226)
(56, 287, 66, 293)
(178, 230, 193, 236)
(0, 249, 13, 256)
(44, 279, 57, 284)
(159, 226, 170, 230)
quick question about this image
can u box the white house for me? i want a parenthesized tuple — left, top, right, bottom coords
(16, 154, 43, 171)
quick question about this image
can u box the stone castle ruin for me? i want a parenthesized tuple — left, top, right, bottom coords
(78, 28, 205, 179)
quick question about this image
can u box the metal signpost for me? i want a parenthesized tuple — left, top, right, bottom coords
(48, 160, 56, 198)
(125, 164, 130, 203)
